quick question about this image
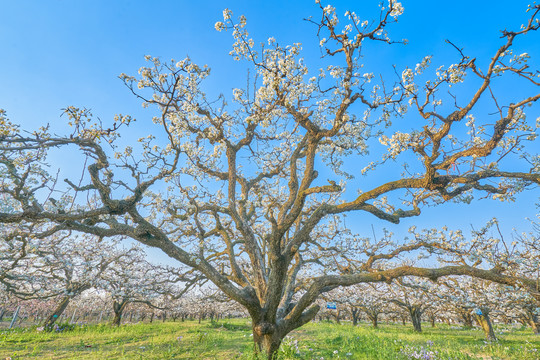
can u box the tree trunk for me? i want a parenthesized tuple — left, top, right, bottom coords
(474, 308, 497, 341)
(459, 310, 474, 328)
(111, 300, 129, 326)
(253, 321, 283, 360)
(410, 307, 422, 333)
(529, 318, 540, 334)
(43, 296, 70, 329)
(522, 308, 540, 335)
(370, 313, 379, 329)
(351, 308, 359, 326)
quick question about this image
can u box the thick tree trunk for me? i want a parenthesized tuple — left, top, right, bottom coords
(474, 308, 497, 341)
(43, 296, 70, 329)
(111, 300, 129, 326)
(410, 307, 422, 333)
(253, 321, 283, 360)
(249, 303, 319, 360)
(528, 318, 540, 334)
(522, 308, 540, 334)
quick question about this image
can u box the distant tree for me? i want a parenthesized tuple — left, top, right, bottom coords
(2, 232, 135, 328)
(327, 284, 386, 327)
(99, 248, 200, 326)
(1, 1, 539, 358)
(385, 278, 435, 333)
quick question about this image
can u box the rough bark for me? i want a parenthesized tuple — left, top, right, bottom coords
(43, 296, 70, 329)
(521, 307, 540, 335)
(111, 300, 129, 326)
(253, 321, 283, 360)
(410, 306, 423, 333)
(474, 308, 497, 341)
(457, 308, 474, 328)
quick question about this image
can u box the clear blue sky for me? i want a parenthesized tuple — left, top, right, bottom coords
(0, 0, 538, 254)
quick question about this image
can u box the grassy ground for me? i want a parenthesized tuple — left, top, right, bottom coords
(1, 319, 539, 359)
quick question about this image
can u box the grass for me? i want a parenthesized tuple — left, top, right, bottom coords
(1, 319, 540, 359)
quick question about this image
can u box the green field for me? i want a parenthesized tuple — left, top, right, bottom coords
(1, 319, 539, 359)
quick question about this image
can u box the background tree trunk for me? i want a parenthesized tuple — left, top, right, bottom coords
(43, 296, 70, 329)
(351, 307, 359, 326)
(410, 307, 422, 333)
(368, 312, 379, 329)
(474, 308, 497, 341)
(111, 300, 129, 326)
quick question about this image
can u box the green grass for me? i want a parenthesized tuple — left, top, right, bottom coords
(1, 319, 539, 359)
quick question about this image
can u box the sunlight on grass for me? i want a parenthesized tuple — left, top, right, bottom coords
(1, 320, 540, 359)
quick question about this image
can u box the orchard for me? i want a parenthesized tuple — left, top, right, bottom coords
(1, 1, 539, 359)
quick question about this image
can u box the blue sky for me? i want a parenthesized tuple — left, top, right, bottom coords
(1, 0, 538, 256)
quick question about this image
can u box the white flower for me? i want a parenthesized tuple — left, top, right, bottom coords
(223, 8, 232, 20)
(390, 1, 404, 17)
(214, 22, 225, 32)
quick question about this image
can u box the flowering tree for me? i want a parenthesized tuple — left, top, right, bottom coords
(99, 248, 200, 326)
(1, 1, 540, 357)
(325, 284, 386, 327)
(385, 278, 435, 333)
(2, 232, 136, 328)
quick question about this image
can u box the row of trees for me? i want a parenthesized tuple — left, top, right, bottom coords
(1, 0, 539, 358)
(0, 230, 201, 328)
(2, 270, 538, 342)
(0, 285, 247, 329)
(323, 276, 539, 340)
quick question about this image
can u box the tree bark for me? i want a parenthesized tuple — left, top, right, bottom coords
(43, 296, 70, 329)
(521, 307, 540, 335)
(253, 321, 283, 360)
(458, 308, 474, 328)
(350, 307, 359, 326)
(410, 307, 422, 333)
(111, 300, 129, 326)
(367, 312, 379, 328)
(474, 308, 497, 341)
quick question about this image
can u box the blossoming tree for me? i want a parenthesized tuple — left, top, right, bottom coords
(99, 247, 201, 326)
(1, 1, 539, 357)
